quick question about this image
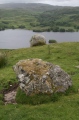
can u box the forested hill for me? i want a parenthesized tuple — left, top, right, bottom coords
(0, 3, 79, 32)
(37, 7, 79, 32)
(0, 3, 62, 12)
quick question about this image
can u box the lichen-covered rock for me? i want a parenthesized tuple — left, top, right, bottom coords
(30, 34, 46, 47)
(13, 59, 72, 95)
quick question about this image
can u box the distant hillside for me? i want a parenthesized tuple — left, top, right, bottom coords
(0, 3, 62, 12)
(0, 3, 79, 32)
(37, 6, 79, 31)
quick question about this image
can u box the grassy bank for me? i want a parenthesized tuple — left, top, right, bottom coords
(0, 42, 79, 119)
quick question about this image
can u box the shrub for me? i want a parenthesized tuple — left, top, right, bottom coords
(49, 40, 57, 43)
(11, 26, 15, 29)
(0, 52, 7, 68)
(59, 28, 65, 32)
(2, 21, 9, 24)
(66, 29, 74, 32)
(18, 25, 26, 29)
(51, 26, 59, 32)
(33, 29, 43, 32)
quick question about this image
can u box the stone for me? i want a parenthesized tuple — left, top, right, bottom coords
(75, 66, 79, 68)
(4, 90, 17, 104)
(13, 59, 72, 95)
(30, 34, 46, 47)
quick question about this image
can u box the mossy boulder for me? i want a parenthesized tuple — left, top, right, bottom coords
(13, 59, 72, 96)
(30, 34, 46, 47)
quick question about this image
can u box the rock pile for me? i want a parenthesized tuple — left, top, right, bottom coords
(30, 34, 46, 46)
(13, 59, 72, 95)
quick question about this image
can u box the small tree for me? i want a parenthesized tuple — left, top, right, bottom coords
(59, 28, 65, 32)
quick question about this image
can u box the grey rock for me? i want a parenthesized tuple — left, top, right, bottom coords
(4, 90, 17, 104)
(25, 77, 30, 84)
(20, 83, 25, 89)
(30, 34, 46, 47)
(13, 59, 72, 95)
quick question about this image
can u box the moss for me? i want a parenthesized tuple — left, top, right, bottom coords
(18, 59, 49, 76)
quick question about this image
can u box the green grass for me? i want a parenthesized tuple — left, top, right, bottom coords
(0, 42, 79, 91)
(15, 86, 76, 105)
(0, 94, 79, 120)
(16, 88, 60, 105)
(0, 42, 79, 119)
(0, 52, 7, 68)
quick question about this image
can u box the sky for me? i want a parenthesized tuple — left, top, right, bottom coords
(0, 0, 79, 6)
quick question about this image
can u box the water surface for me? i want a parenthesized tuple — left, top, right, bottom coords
(0, 29, 79, 49)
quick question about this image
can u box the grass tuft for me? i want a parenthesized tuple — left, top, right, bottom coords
(0, 52, 7, 68)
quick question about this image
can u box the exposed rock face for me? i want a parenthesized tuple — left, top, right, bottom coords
(13, 59, 72, 95)
(30, 34, 46, 47)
